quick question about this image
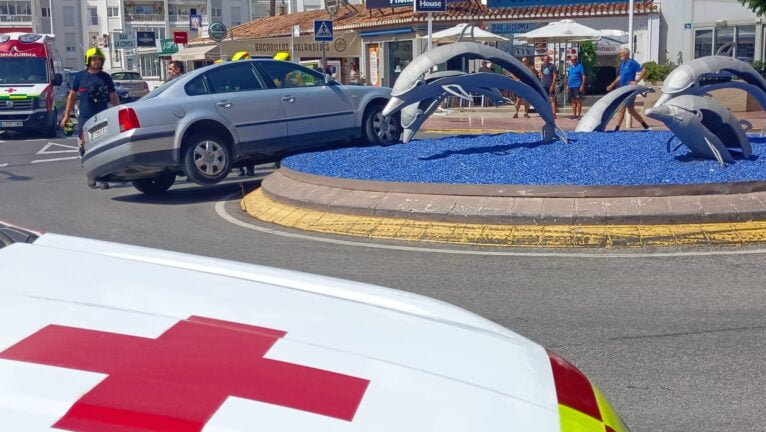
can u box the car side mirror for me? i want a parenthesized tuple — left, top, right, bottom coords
(52, 73, 63, 86)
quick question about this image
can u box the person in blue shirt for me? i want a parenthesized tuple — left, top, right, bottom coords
(567, 55, 586, 119)
(606, 48, 650, 131)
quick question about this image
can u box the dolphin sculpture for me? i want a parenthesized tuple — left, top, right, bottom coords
(400, 85, 504, 143)
(654, 56, 766, 109)
(383, 42, 547, 117)
(646, 97, 737, 165)
(385, 72, 560, 143)
(575, 85, 654, 132)
(668, 95, 752, 158)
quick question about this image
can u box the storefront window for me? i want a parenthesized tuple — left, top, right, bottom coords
(736, 25, 755, 63)
(386, 41, 412, 88)
(694, 29, 713, 58)
(714, 27, 734, 56)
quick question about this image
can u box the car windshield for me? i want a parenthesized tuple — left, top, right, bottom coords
(111, 72, 142, 80)
(0, 57, 48, 84)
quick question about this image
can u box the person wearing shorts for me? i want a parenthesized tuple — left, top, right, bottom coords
(539, 55, 558, 118)
(607, 48, 650, 131)
(567, 55, 585, 119)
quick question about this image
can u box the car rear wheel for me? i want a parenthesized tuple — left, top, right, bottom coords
(363, 104, 401, 146)
(131, 172, 176, 195)
(183, 134, 231, 185)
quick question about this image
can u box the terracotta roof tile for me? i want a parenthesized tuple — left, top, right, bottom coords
(191, 1, 657, 43)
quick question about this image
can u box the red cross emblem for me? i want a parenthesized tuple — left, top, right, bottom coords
(0, 316, 370, 431)
(3, 88, 16, 93)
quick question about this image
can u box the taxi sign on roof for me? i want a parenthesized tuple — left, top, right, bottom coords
(314, 20, 333, 42)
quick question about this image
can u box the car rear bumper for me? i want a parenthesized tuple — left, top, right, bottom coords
(82, 129, 178, 184)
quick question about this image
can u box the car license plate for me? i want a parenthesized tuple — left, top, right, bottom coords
(89, 124, 108, 140)
(0, 121, 23, 127)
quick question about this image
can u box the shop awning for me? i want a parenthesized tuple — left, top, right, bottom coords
(358, 27, 413, 38)
(172, 45, 220, 61)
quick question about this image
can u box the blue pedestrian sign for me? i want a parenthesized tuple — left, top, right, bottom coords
(314, 20, 333, 42)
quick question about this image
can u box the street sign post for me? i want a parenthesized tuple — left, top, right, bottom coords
(413, 0, 445, 52)
(314, 20, 334, 82)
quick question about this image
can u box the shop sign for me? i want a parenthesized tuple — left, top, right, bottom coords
(368, 0, 460, 9)
(208, 22, 227, 42)
(114, 33, 135, 49)
(136, 31, 156, 48)
(414, 0, 446, 13)
(369, 46, 380, 86)
(490, 22, 542, 35)
(225, 34, 361, 58)
(596, 43, 621, 55)
(488, 0, 621, 9)
(160, 39, 178, 55)
(190, 14, 202, 31)
(174, 32, 188, 45)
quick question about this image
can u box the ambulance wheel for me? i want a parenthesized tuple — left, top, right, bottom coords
(43, 110, 57, 138)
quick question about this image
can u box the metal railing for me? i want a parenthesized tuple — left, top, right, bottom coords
(125, 13, 165, 22)
(0, 14, 32, 23)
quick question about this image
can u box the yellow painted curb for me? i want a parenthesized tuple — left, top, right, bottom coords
(241, 189, 766, 248)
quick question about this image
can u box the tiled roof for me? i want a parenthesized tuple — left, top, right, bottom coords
(194, 1, 657, 42)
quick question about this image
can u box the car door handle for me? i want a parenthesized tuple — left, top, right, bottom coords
(281, 96, 295, 103)
(217, 101, 232, 108)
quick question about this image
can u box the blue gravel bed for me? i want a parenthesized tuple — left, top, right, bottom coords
(282, 131, 766, 186)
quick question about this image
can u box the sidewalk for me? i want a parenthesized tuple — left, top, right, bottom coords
(421, 106, 766, 133)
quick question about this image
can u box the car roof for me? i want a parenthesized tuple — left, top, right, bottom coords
(0, 233, 559, 430)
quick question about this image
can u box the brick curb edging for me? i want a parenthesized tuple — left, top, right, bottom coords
(263, 169, 766, 225)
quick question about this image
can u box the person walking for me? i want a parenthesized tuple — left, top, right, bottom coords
(539, 55, 559, 119)
(167, 60, 185, 81)
(513, 57, 539, 119)
(60, 47, 119, 157)
(567, 55, 585, 120)
(607, 48, 651, 131)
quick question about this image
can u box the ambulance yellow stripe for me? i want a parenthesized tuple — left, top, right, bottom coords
(593, 385, 628, 432)
(559, 404, 606, 432)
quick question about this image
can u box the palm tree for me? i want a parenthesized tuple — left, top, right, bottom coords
(739, 0, 766, 15)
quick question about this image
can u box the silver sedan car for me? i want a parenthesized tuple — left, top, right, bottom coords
(81, 59, 401, 194)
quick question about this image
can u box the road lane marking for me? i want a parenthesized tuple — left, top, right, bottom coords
(37, 142, 79, 155)
(31, 156, 79, 164)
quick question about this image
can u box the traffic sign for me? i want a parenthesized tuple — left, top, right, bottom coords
(208, 22, 227, 42)
(414, 0, 446, 12)
(114, 33, 135, 49)
(314, 20, 333, 42)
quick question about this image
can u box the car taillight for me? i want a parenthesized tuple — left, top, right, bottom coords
(547, 350, 629, 432)
(118, 107, 140, 132)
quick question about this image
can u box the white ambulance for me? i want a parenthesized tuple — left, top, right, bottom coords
(0, 33, 67, 137)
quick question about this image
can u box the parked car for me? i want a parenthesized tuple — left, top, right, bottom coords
(113, 82, 131, 103)
(0, 223, 629, 431)
(81, 59, 402, 194)
(107, 70, 150, 100)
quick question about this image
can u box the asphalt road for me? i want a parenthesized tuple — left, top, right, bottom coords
(1, 130, 764, 431)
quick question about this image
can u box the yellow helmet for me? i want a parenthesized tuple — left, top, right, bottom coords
(273, 51, 290, 61)
(231, 51, 250, 61)
(84, 47, 106, 66)
(213, 59, 225, 64)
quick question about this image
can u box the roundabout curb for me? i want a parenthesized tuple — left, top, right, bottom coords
(241, 188, 766, 248)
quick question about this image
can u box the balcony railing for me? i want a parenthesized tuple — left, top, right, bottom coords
(0, 14, 32, 23)
(170, 14, 208, 24)
(125, 13, 165, 22)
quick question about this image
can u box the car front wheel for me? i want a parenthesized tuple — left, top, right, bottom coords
(183, 134, 231, 185)
(363, 104, 401, 146)
(131, 172, 176, 194)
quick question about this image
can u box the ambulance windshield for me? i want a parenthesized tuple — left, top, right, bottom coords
(0, 57, 48, 84)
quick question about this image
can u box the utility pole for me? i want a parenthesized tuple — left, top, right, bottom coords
(626, 0, 635, 130)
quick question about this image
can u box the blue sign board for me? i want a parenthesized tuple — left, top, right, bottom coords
(414, 0, 446, 12)
(487, 0, 622, 9)
(314, 20, 333, 42)
(490, 22, 543, 35)
(367, 0, 460, 10)
(136, 31, 156, 48)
